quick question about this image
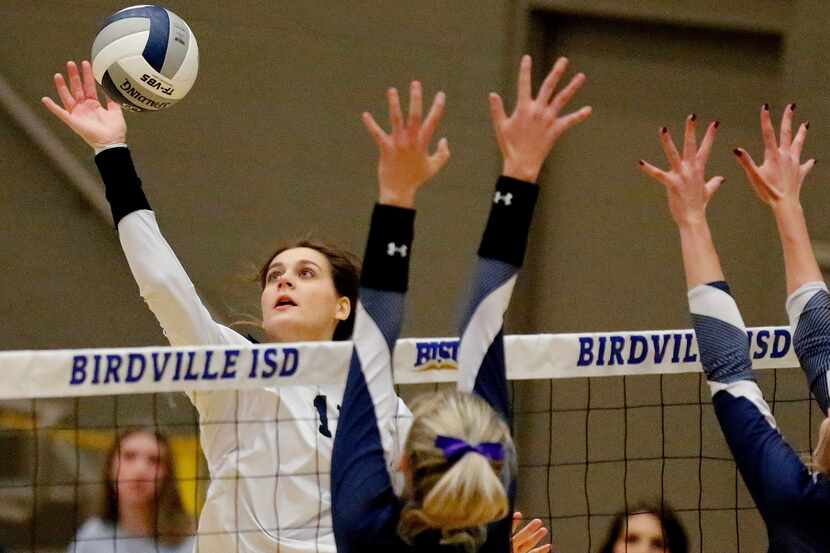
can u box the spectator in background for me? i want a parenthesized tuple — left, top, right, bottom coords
(597, 503, 688, 553)
(68, 429, 194, 553)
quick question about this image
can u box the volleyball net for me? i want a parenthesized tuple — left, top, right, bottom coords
(0, 326, 818, 552)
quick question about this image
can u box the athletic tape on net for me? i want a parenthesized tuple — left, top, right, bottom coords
(0, 326, 796, 399)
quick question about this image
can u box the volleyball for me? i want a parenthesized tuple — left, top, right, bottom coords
(91, 5, 199, 112)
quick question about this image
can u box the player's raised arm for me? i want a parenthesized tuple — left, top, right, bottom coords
(42, 60, 239, 348)
(641, 116, 830, 546)
(461, 54, 590, 419)
(734, 104, 830, 417)
(458, 55, 589, 553)
(332, 81, 448, 553)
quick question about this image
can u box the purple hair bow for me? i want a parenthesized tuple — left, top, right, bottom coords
(435, 435, 505, 464)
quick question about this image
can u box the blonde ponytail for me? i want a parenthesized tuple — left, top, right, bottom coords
(398, 391, 515, 552)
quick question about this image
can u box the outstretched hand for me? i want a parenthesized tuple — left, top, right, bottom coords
(41, 60, 126, 150)
(489, 55, 592, 183)
(512, 512, 551, 553)
(362, 81, 450, 208)
(639, 115, 724, 227)
(734, 103, 815, 210)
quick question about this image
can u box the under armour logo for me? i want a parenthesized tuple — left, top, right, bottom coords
(493, 191, 513, 205)
(387, 242, 408, 257)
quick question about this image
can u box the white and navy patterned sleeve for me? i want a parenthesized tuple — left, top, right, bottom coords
(787, 281, 830, 415)
(689, 282, 827, 518)
(459, 176, 538, 553)
(332, 204, 415, 553)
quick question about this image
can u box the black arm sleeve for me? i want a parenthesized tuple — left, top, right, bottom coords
(94, 147, 151, 226)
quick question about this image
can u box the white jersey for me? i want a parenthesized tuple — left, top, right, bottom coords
(118, 210, 412, 553)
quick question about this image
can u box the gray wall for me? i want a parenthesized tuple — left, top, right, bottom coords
(3, 1, 830, 552)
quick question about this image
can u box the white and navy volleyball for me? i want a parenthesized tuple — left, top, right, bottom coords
(91, 5, 199, 112)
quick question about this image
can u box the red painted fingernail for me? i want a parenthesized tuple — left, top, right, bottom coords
(714, 120, 720, 129)
(790, 103, 797, 111)
(639, 160, 645, 166)
(763, 103, 770, 111)
(815, 159, 819, 165)
(689, 113, 697, 122)
(806, 121, 811, 130)
(733, 148, 742, 156)
(661, 126, 668, 134)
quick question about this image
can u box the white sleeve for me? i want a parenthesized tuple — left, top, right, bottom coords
(117, 209, 248, 348)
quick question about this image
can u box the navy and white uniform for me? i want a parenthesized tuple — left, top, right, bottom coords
(94, 147, 412, 553)
(689, 282, 830, 552)
(331, 177, 537, 553)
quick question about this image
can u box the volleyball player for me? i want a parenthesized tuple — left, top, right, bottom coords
(41, 60, 432, 553)
(331, 55, 591, 553)
(640, 113, 830, 551)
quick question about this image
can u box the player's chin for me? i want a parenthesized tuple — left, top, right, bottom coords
(263, 315, 308, 342)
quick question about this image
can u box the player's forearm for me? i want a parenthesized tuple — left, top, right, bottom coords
(477, 177, 538, 268)
(773, 201, 824, 296)
(457, 177, 537, 417)
(353, 204, 414, 420)
(688, 282, 753, 385)
(677, 219, 725, 290)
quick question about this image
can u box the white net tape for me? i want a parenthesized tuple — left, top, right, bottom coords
(0, 326, 796, 398)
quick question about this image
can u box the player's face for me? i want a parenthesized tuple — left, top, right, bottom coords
(613, 513, 668, 553)
(260, 247, 350, 343)
(109, 432, 167, 509)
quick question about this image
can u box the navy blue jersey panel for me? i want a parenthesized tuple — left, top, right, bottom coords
(478, 177, 538, 267)
(95, 147, 152, 226)
(712, 391, 830, 550)
(793, 289, 830, 414)
(691, 313, 754, 384)
(362, 204, 415, 293)
(473, 329, 510, 423)
(332, 351, 398, 553)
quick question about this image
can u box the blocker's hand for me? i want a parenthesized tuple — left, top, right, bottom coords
(639, 115, 724, 228)
(42, 60, 126, 150)
(734, 103, 815, 210)
(512, 512, 551, 553)
(489, 55, 592, 183)
(362, 81, 450, 208)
